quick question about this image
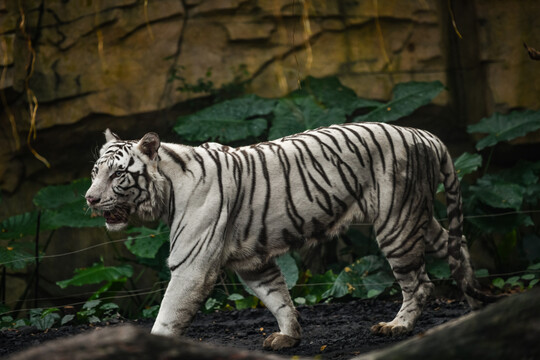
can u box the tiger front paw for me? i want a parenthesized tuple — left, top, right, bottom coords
(262, 332, 300, 350)
(370, 322, 411, 336)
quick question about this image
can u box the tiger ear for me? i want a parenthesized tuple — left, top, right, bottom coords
(138, 132, 160, 160)
(104, 128, 120, 143)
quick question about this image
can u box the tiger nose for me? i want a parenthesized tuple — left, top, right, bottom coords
(86, 195, 101, 205)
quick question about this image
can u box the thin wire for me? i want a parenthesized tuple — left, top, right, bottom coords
(2, 210, 539, 267)
(6, 268, 539, 313)
(0, 231, 170, 267)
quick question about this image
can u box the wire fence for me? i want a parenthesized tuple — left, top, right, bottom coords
(2, 209, 540, 268)
(0, 209, 539, 318)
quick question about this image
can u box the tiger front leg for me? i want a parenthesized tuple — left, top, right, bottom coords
(237, 262, 301, 350)
(152, 268, 219, 336)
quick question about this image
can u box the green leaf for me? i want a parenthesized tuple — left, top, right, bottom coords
(492, 277, 505, 289)
(227, 293, 244, 301)
(32, 179, 104, 229)
(56, 262, 133, 289)
(466, 211, 533, 234)
(87, 315, 101, 324)
(0, 243, 34, 270)
(454, 152, 483, 180)
(0, 212, 38, 239)
(142, 305, 160, 319)
(174, 94, 276, 143)
(306, 270, 337, 302)
(99, 302, 119, 311)
(61, 314, 75, 326)
(204, 297, 221, 312)
(475, 268, 489, 278)
(354, 81, 445, 123)
(322, 255, 392, 299)
(521, 274, 535, 281)
(32, 313, 60, 330)
(125, 224, 170, 259)
(296, 76, 381, 115)
(294, 297, 306, 305)
(275, 253, 299, 290)
(363, 272, 395, 298)
(42, 204, 105, 229)
(268, 95, 346, 140)
(82, 300, 101, 310)
(233, 295, 259, 310)
(33, 178, 92, 210)
(470, 178, 524, 210)
(467, 110, 540, 150)
(426, 258, 451, 279)
(495, 161, 540, 206)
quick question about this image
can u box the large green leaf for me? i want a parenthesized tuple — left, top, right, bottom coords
(0, 212, 38, 239)
(275, 253, 299, 290)
(240, 253, 299, 296)
(295, 76, 381, 115)
(467, 110, 540, 150)
(174, 94, 276, 143)
(33, 179, 104, 229)
(33, 178, 91, 210)
(322, 255, 393, 299)
(354, 81, 445, 123)
(470, 175, 525, 210)
(268, 95, 347, 140)
(454, 152, 483, 180)
(125, 224, 170, 259)
(0, 243, 34, 270)
(56, 262, 133, 289)
(42, 203, 105, 229)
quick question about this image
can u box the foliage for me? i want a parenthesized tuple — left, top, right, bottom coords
(175, 95, 275, 143)
(491, 262, 540, 292)
(2, 76, 539, 327)
(467, 110, 540, 151)
(322, 255, 395, 299)
(268, 95, 346, 140)
(353, 81, 445, 123)
(0, 303, 119, 331)
(75, 300, 120, 324)
(56, 261, 133, 289)
(125, 224, 169, 259)
(0, 241, 34, 270)
(173, 76, 444, 144)
(56, 260, 133, 303)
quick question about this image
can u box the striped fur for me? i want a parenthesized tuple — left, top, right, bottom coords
(85, 123, 493, 349)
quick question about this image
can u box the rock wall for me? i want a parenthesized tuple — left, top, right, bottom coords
(0, 0, 539, 306)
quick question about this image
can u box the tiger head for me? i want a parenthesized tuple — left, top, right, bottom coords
(85, 129, 166, 231)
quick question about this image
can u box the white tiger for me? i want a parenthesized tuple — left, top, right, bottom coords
(85, 123, 495, 350)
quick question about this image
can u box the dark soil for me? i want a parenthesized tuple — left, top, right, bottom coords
(0, 298, 470, 359)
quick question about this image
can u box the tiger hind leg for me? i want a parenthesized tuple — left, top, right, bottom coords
(236, 261, 301, 350)
(371, 225, 434, 336)
(424, 218, 483, 309)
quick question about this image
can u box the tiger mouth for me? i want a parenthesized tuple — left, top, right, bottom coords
(103, 206, 129, 225)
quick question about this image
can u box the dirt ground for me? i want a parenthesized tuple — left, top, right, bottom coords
(0, 298, 470, 359)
